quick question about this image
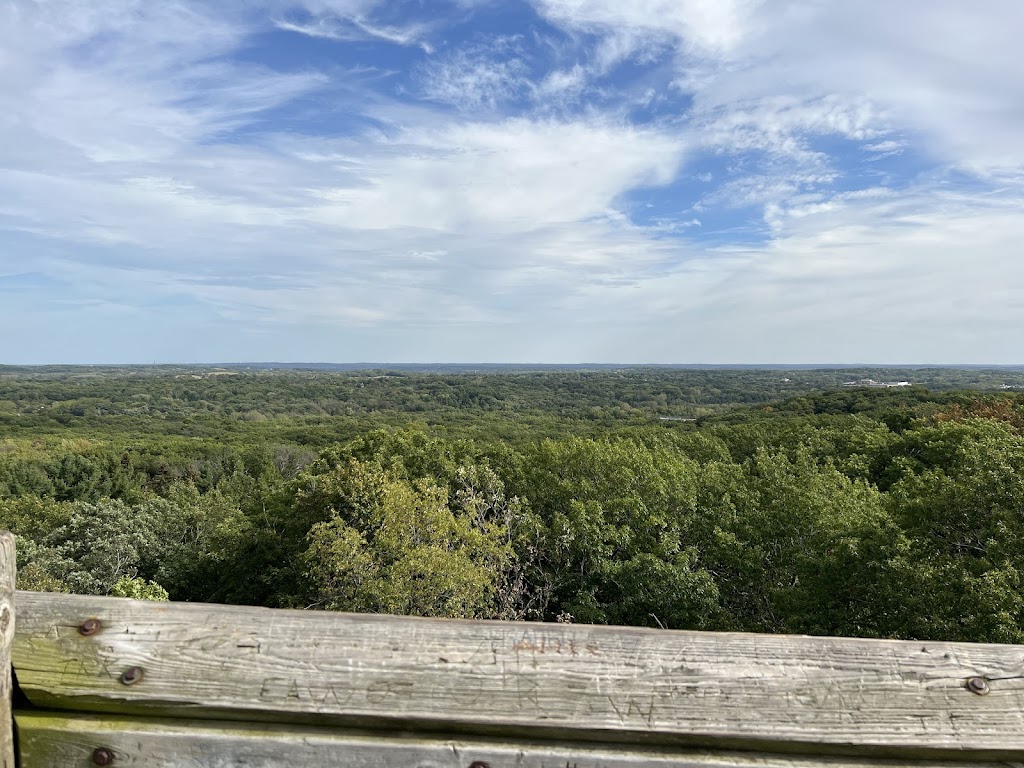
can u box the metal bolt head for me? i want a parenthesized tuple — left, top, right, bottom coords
(966, 676, 990, 695)
(79, 618, 102, 636)
(92, 747, 114, 765)
(120, 666, 144, 686)
(469, 762, 490, 768)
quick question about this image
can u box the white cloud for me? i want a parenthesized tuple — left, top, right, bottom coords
(699, 95, 885, 155)
(418, 44, 532, 110)
(273, 16, 428, 48)
(271, 0, 442, 50)
(863, 141, 904, 154)
(548, 188, 1024, 363)
(533, 0, 1024, 179)
(290, 119, 687, 233)
(417, 38, 591, 112)
(536, 64, 587, 102)
(700, 2, 1024, 179)
(0, 0, 695, 361)
(1, 2, 323, 169)
(531, 0, 762, 57)
(732, 1, 1024, 177)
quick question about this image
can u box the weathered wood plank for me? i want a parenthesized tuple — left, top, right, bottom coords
(16, 712, 1021, 768)
(0, 535, 14, 768)
(12, 591, 1024, 759)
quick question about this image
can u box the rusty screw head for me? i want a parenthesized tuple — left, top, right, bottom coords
(120, 666, 144, 686)
(966, 676, 990, 695)
(79, 618, 102, 636)
(92, 747, 114, 765)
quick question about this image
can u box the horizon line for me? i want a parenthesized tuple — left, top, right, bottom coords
(4, 362, 1024, 370)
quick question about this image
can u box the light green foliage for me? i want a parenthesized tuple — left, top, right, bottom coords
(15, 537, 72, 593)
(301, 458, 513, 618)
(0, 494, 74, 539)
(110, 576, 170, 601)
(453, 463, 548, 620)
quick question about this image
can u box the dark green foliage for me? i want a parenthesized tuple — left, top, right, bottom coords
(506, 437, 716, 628)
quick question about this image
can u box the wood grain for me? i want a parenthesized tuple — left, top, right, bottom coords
(12, 591, 1024, 759)
(16, 712, 1023, 768)
(0, 535, 14, 768)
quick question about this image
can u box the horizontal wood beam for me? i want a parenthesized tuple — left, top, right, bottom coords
(15, 712, 1020, 768)
(12, 591, 1024, 759)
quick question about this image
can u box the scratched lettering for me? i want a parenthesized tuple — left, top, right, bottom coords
(365, 678, 414, 704)
(514, 634, 597, 656)
(445, 674, 484, 706)
(514, 671, 541, 710)
(258, 677, 356, 709)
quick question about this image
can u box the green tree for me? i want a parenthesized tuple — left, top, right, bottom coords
(882, 421, 1024, 643)
(302, 459, 512, 618)
(33, 498, 184, 596)
(110, 576, 170, 601)
(692, 447, 900, 636)
(512, 437, 718, 628)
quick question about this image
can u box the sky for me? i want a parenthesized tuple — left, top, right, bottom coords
(1, 0, 1023, 364)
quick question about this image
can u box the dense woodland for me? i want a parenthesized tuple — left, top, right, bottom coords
(3, 365, 1024, 643)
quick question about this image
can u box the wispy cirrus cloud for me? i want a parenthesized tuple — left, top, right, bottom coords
(273, 16, 432, 50)
(418, 40, 533, 110)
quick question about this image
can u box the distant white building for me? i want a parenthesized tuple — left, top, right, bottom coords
(842, 379, 911, 388)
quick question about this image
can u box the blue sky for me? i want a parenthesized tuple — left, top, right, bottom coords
(2, 0, 1023, 364)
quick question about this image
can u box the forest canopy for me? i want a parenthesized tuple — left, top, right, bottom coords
(3, 365, 1024, 644)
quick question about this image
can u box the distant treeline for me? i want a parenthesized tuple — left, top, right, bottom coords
(2, 365, 1023, 431)
(2, 368, 1024, 643)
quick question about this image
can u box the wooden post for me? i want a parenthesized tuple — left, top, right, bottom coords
(0, 533, 14, 768)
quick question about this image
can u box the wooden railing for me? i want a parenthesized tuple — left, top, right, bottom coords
(0, 531, 1023, 766)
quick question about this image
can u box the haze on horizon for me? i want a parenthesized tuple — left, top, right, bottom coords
(2, 1, 1022, 365)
